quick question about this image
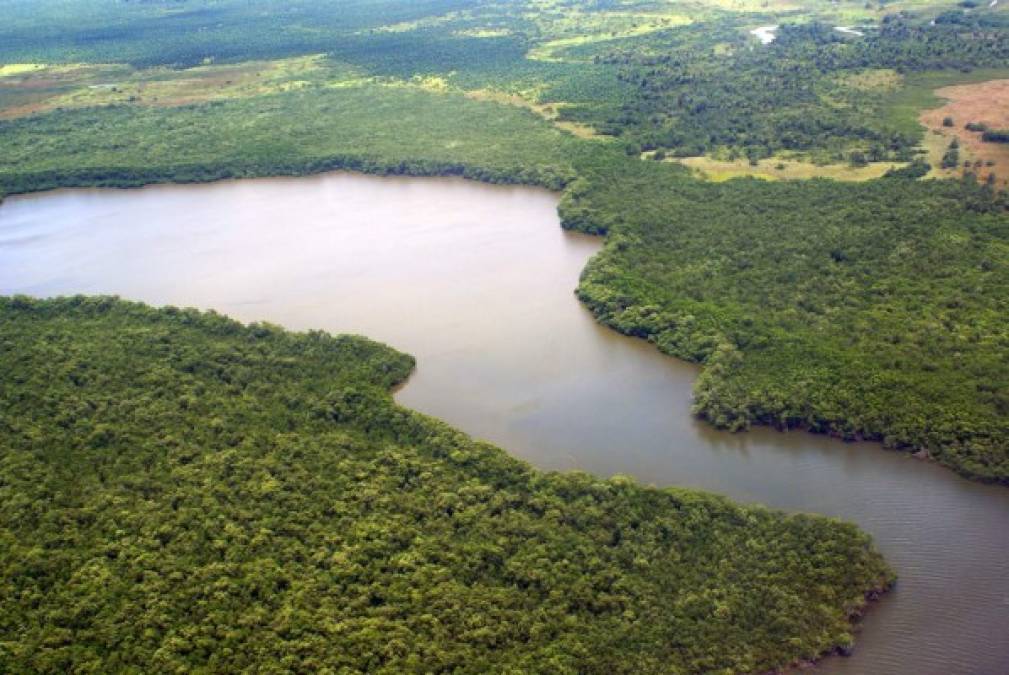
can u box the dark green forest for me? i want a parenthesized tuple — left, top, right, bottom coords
(0, 85, 581, 195)
(0, 297, 892, 673)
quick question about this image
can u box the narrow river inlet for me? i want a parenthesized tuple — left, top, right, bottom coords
(2, 172, 1008, 674)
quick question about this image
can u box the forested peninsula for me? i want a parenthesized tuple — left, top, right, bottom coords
(0, 297, 892, 672)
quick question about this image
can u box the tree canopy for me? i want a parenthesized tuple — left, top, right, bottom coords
(0, 297, 892, 673)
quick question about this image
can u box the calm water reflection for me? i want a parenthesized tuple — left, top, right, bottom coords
(2, 173, 1008, 674)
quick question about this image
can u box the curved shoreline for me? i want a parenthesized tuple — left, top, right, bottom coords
(3, 158, 1006, 487)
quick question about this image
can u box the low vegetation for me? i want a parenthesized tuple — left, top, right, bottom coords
(0, 297, 893, 673)
(674, 154, 903, 182)
(982, 129, 1009, 143)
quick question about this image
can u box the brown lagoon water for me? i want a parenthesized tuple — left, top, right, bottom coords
(2, 172, 1008, 674)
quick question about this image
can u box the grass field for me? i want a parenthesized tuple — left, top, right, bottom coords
(675, 155, 904, 182)
(0, 56, 344, 120)
(880, 68, 1009, 140)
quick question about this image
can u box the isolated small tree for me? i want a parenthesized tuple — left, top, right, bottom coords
(943, 116, 955, 127)
(941, 141, 960, 169)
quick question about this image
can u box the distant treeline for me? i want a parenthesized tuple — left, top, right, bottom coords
(0, 86, 580, 199)
(0, 156, 570, 197)
(570, 15, 1009, 160)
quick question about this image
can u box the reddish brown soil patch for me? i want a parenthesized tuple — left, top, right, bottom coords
(0, 62, 283, 120)
(0, 100, 56, 120)
(920, 79, 1009, 187)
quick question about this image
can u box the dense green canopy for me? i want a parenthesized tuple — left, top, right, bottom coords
(564, 161, 1009, 483)
(0, 297, 891, 673)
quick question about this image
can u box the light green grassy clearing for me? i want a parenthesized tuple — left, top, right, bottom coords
(671, 155, 903, 182)
(528, 16, 692, 62)
(0, 63, 47, 77)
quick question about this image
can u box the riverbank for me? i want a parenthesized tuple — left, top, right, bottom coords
(558, 159, 1009, 486)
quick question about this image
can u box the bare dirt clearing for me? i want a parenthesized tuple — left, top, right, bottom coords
(920, 78, 1009, 186)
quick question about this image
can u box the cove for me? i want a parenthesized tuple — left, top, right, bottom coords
(2, 172, 1008, 674)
